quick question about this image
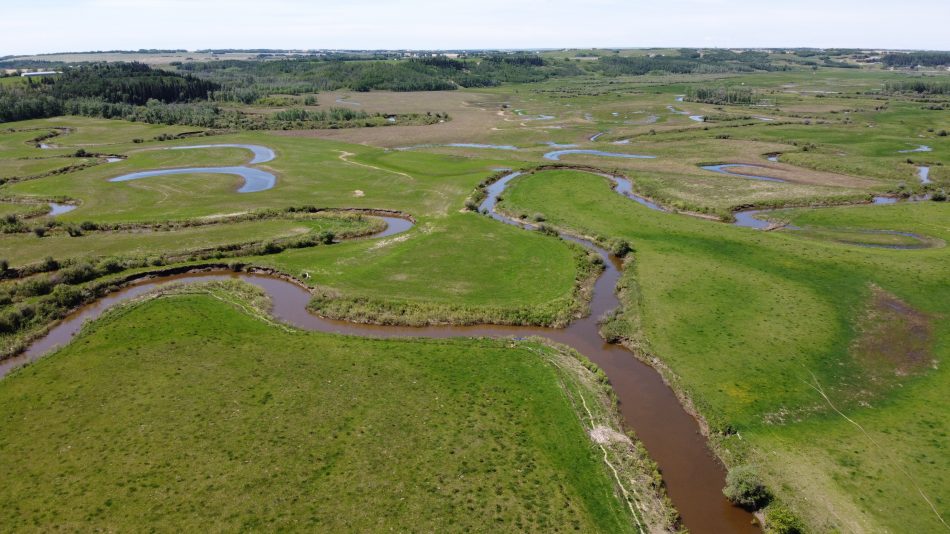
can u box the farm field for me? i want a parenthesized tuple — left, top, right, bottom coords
(1, 49, 949, 533)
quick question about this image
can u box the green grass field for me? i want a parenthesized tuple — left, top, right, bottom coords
(0, 214, 379, 268)
(3, 133, 501, 221)
(0, 201, 42, 218)
(253, 213, 591, 326)
(0, 282, 638, 531)
(499, 168, 949, 532)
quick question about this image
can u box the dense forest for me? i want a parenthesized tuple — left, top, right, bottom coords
(175, 54, 576, 97)
(597, 50, 777, 76)
(0, 63, 445, 128)
(170, 51, 786, 99)
(45, 62, 218, 105)
(0, 87, 64, 122)
(882, 52, 950, 67)
(0, 63, 216, 122)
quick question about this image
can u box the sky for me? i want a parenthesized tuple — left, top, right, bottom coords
(3, 0, 949, 55)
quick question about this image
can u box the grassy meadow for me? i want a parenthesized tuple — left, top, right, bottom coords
(498, 168, 949, 532)
(0, 282, 640, 531)
(0, 59, 948, 533)
(1, 214, 380, 268)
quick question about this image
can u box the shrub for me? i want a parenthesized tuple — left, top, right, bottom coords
(932, 190, 947, 201)
(532, 213, 546, 222)
(33, 227, 48, 238)
(764, 503, 804, 534)
(317, 230, 336, 245)
(51, 284, 83, 307)
(59, 262, 98, 284)
(41, 256, 59, 271)
(99, 257, 124, 273)
(262, 241, 284, 254)
(536, 224, 559, 236)
(65, 224, 83, 237)
(0, 310, 19, 333)
(18, 278, 54, 297)
(610, 239, 633, 258)
(723, 465, 771, 509)
(0, 259, 7, 272)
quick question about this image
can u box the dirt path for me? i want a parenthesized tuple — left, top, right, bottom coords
(336, 151, 415, 181)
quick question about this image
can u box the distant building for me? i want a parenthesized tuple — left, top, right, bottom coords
(20, 71, 61, 77)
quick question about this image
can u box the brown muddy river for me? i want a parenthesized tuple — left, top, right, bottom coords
(5, 175, 758, 533)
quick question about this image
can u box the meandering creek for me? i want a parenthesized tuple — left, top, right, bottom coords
(9, 170, 758, 532)
(898, 145, 932, 153)
(15, 129, 933, 530)
(18, 143, 934, 531)
(108, 144, 277, 193)
(666, 104, 704, 122)
(702, 163, 787, 183)
(47, 202, 77, 216)
(543, 149, 656, 161)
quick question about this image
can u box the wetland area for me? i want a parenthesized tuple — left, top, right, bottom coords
(0, 46, 948, 533)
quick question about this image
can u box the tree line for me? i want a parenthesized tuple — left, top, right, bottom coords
(883, 52, 950, 68)
(879, 79, 950, 95)
(685, 86, 757, 105)
(0, 62, 217, 122)
(597, 52, 777, 76)
(175, 54, 575, 96)
(42, 62, 218, 105)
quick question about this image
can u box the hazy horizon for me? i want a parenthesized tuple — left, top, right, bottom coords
(5, 0, 949, 56)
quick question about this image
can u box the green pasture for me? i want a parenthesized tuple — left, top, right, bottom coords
(0, 283, 636, 532)
(499, 168, 949, 532)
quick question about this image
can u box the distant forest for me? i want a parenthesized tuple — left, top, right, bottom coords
(598, 50, 779, 75)
(882, 52, 950, 68)
(879, 79, 950, 95)
(48, 62, 217, 105)
(1, 49, 914, 125)
(0, 63, 217, 123)
(0, 63, 445, 128)
(176, 52, 793, 98)
(175, 55, 573, 98)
